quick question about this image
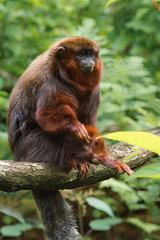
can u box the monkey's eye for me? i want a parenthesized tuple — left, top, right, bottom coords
(75, 52, 84, 61)
(78, 53, 83, 58)
(89, 53, 93, 57)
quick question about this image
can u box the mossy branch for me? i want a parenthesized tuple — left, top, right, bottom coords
(0, 127, 159, 192)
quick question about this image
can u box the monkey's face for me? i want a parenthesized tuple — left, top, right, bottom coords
(56, 39, 99, 75)
(75, 49, 97, 73)
(55, 37, 102, 88)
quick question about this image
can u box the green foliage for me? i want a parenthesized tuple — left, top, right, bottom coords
(100, 178, 140, 210)
(89, 217, 122, 231)
(86, 197, 114, 217)
(129, 162, 160, 179)
(0, 223, 33, 237)
(86, 190, 160, 234)
(86, 196, 122, 231)
(126, 218, 160, 233)
(105, 0, 121, 8)
(100, 178, 132, 192)
(0, 91, 9, 131)
(0, 132, 12, 160)
(98, 56, 159, 132)
(106, 0, 160, 78)
(0, 191, 43, 238)
(94, 177, 160, 239)
(0, 202, 40, 237)
(0, 205, 25, 223)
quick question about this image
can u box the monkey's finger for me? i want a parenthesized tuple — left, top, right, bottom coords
(76, 129, 84, 140)
(77, 125, 91, 144)
(80, 164, 85, 178)
(121, 164, 134, 176)
(114, 165, 124, 174)
(81, 166, 88, 179)
(77, 162, 90, 179)
(77, 127, 90, 143)
(111, 162, 134, 176)
(81, 125, 91, 142)
(81, 171, 86, 179)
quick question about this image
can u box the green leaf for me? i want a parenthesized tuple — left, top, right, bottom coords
(89, 217, 122, 231)
(0, 205, 25, 223)
(105, 0, 121, 8)
(123, 150, 140, 163)
(0, 91, 9, 97)
(126, 218, 160, 233)
(0, 223, 33, 237)
(98, 131, 160, 154)
(0, 225, 21, 237)
(86, 197, 114, 217)
(100, 178, 132, 192)
(89, 219, 111, 231)
(129, 163, 160, 179)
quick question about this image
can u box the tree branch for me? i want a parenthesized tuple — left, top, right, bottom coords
(0, 127, 160, 192)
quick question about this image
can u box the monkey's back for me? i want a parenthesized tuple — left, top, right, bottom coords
(7, 49, 54, 155)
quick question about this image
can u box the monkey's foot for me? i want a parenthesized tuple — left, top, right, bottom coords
(77, 162, 90, 179)
(99, 156, 133, 176)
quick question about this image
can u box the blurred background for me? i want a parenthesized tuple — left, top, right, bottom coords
(1, 0, 160, 239)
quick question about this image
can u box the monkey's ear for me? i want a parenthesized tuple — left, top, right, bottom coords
(56, 46, 67, 60)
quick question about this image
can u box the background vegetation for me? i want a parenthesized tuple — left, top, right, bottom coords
(0, 0, 160, 239)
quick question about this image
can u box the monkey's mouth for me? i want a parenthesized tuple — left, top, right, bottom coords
(81, 64, 94, 73)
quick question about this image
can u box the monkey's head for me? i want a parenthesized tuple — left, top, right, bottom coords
(52, 37, 102, 89)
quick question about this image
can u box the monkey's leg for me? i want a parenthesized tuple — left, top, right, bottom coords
(84, 128, 134, 176)
(32, 190, 79, 240)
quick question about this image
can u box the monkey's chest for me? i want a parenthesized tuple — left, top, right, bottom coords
(77, 99, 90, 121)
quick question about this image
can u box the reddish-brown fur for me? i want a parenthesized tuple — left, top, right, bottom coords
(7, 37, 133, 177)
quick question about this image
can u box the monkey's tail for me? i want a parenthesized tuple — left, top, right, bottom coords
(32, 190, 79, 240)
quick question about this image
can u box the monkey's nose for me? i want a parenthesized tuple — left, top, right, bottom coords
(81, 60, 94, 73)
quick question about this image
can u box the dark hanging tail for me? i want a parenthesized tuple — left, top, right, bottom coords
(32, 190, 79, 240)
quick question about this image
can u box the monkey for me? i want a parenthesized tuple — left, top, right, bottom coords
(7, 37, 133, 240)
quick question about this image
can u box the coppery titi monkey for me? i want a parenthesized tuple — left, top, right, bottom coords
(7, 37, 133, 240)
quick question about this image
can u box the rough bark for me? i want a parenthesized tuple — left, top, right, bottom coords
(0, 127, 159, 192)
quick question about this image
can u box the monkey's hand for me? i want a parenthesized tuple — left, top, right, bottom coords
(97, 155, 133, 176)
(77, 162, 90, 179)
(72, 122, 91, 143)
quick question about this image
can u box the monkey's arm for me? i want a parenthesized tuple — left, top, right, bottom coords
(36, 93, 90, 141)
